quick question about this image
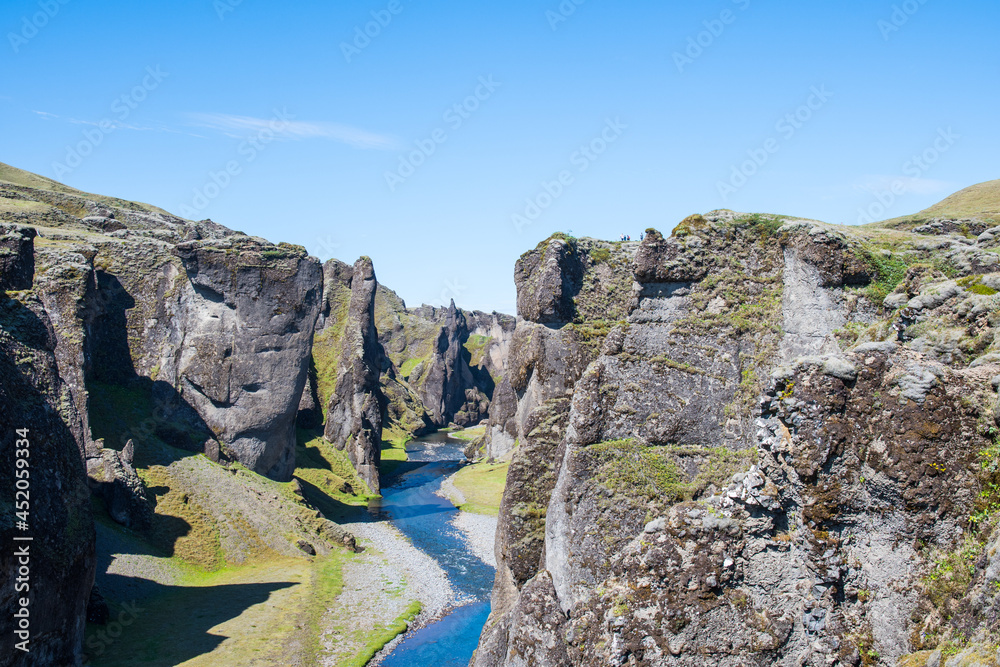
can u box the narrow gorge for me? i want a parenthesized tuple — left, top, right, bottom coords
(4, 162, 1000, 667)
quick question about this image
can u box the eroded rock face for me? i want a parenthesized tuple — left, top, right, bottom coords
(515, 236, 583, 325)
(0, 250, 94, 667)
(374, 288, 513, 430)
(0, 224, 35, 291)
(417, 301, 489, 426)
(481, 237, 635, 462)
(323, 257, 387, 493)
(164, 239, 323, 480)
(25, 223, 323, 482)
(477, 216, 1000, 666)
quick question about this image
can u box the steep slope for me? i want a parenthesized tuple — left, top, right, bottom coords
(475, 208, 1000, 666)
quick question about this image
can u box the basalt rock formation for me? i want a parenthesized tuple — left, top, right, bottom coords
(303, 256, 514, 479)
(416, 300, 489, 427)
(375, 292, 514, 430)
(475, 193, 1000, 667)
(323, 257, 388, 493)
(0, 163, 323, 482)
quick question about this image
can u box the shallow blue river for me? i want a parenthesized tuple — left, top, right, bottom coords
(374, 432, 495, 667)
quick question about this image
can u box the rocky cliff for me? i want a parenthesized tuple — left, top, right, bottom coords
(1, 225, 95, 667)
(375, 290, 514, 430)
(0, 163, 332, 665)
(301, 256, 514, 486)
(476, 191, 1000, 667)
(0, 164, 322, 482)
(323, 257, 388, 493)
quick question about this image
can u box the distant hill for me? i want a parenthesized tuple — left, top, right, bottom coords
(916, 179, 1000, 220)
(0, 160, 172, 216)
(879, 179, 1000, 229)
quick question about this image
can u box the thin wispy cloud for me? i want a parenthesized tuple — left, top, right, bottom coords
(33, 110, 207, 138)
(186, 112, 400, 150)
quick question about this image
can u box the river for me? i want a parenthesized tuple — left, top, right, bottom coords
(373, 432, 495, 666)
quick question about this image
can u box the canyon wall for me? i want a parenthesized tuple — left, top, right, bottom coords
(476, 210, 1000, 666)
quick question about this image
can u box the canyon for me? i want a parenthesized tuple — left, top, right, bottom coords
(3, 162, 1000, 666)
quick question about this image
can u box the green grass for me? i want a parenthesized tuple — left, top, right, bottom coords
(295, 428, 374, 503)
(449, 460, 509, 516)
(957, 274, 1000, 296)
(304, 554, 346, 664)
(0, 160, 173, 216)
(853, 245, 913, 303)
(590, 247, 611, 263)
(379, 426, 412, 478)
(448, 425, 486, 442)
(340, 600, 422, 667)
(878, 180, 1000, 228)
(84, 554, 346, 667)
(916, 179, 1000, 220)
(380, 427, 411, 462)
(0, 198, 51, 215)
(732, 212, 785, 239)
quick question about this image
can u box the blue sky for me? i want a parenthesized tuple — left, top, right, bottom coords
(2, 0, 998, 314)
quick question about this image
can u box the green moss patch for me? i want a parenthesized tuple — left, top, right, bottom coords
(463, 334, 492, 367)
(847, 245, 913, 302)
(398, 356, 425, 379)
(586, 440, 752, 503)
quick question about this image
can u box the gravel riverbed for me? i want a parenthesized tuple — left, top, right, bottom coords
(338, 516, 457, 666)
(451, 511, 497, 568)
